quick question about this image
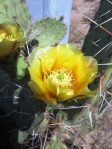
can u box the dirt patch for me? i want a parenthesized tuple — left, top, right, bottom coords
(69, 0, 100, 48)
(83, 109, 112, 149)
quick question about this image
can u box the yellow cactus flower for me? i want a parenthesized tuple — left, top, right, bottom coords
(28, 44, 98, 105)
(0, 23, 24, 58)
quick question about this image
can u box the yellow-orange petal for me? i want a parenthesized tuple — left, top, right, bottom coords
(44, 77, 74, 101)
(29, 58, 43, 81)
(0, 23, 24, 58)
(38, 46, 58, 74)
(28, 81, 57, 105)
(44, 77, 57, 96)
(57, 87, 74, 101)
(39, 44, 82, 74)
(72, 56, 98, 96)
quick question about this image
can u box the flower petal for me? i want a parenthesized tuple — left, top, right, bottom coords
(39, 44, 82, 74)
(29, 58, 57, 105)
(72, 56, 98, 96)
(39, 46, 57, 74)
(44, 77, 74, 101)
(44, 77, 57, 96)
(0, 23, 24, 58)
(57, 87, 74, 101)
(28, 81, 57, 105)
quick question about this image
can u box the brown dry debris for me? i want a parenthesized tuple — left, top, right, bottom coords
(83, 109, 112, 149)
(62, 109, 112, 149)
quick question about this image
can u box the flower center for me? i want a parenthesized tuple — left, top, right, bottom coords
(0, 33, 15, 42)
(48, 68, 73, 87)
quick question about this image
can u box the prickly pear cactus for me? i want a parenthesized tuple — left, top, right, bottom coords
(0, 0, 67, 148)
(26, 0, 112, 148)
(0, 0, 112, 149)
(0, 0, 31, 38)
(83, 0, 112, 66)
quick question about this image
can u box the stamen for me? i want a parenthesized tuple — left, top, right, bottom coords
(0, 33, 6, 41)
(48, 68, 73, 87)
(0, 33, 15, 42)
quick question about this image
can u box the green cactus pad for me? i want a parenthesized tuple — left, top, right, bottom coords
(33, 18, 67, 47)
